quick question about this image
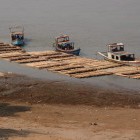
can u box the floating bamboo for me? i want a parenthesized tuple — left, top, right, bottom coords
(14, 58, 46, 64)
(0, 42, 139, 79)
(71, 70, 113, 78)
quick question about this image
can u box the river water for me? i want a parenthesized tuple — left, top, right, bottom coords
(0, 0, 140, 91)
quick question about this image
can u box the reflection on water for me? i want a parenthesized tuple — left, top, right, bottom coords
(0, 0, 140, 91)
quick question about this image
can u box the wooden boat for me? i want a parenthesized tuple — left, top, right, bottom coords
(9, 26, 24, 46)
(98, 43, 140, 66)
(53, 35, 80, 55)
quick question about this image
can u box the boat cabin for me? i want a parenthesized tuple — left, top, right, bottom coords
(11, 32, 24, 41)
(108, 43, 124, 52)
(107, 43, 135, 61)
(54, 34, 80, 55)
(9, 26, 24, 46)
(57, 42, 74, 50)
(56, 35, 69, 43)
(55, 35, 74, 50)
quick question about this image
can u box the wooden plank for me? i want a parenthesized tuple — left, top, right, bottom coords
(115, 73, 130, 78)
(131, 74, 140, 79)
(110, 66, 139, 74)
(62, 67, 97, 74)
(28, 51, 62, 56)
(71, 70, 113, 78)
(0, 48, 22, 52)
(95, 64, 123, 70)
(42, 54, 74, 60)
(63, 57, 98, 64)
(0, 50, 23, 54)
(51, 56, 77, 61)
(25, 61, 55, 67)
(107, 66, 131, 72)
(0, 46, 17, 49)
(49, 65, 84, 71)
(10, 55, 38, 61)
(86, 61, 121, 67)
(118, 70, 140, 75)
(14, 58, 46, 64)
(0, 44, 10, 46)
(0, 52, 28, 58)
(36, 63, 69, 69)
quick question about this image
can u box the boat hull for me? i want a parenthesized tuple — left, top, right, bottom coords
(98, 52, 140, 66)
(12, 40, 24, 46)
(55, 47, 81, 56)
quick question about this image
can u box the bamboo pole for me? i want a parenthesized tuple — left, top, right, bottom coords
(0, 53, 29, 58)
(52, 56, 77, 61)
(25, 61, 55, 67)
(0, 48, 22, 52)
(37, 63, 69, 69)
(14, 58, 46, 64)
(49, 65, 84, 71)
(131, 74, 140, 79)
(62, 67, 97, 74)
(10, 56, 39, 61)
(71, 70, 113, 78)
(42, 54, 73, 60)
(28, 51, 61, 56)
(0, 50, 23, 54)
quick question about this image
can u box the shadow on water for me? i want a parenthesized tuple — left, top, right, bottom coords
(23, 38, 32, 46)
(0, 103, 31, 117)
(0, 128, 30, 140)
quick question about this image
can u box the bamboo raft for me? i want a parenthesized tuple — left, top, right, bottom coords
(0, 42, 139, 79)
(0, 43, 24, 54)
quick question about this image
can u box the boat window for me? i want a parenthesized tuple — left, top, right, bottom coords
(57, 37, 69, 43)
(112, 55, 114, 59)
(110, 47, 117, 52)
(116, 56, 119, 60)
(120, 54, 135, 61)
(58, 42, 74, 50)
(110, 45, 124, 52)
(120, 46, 124, 51)
(12, 35, 16, 40)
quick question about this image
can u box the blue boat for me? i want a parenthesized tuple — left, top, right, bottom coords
(53, 35, 81, 56)
(12, 38, 24, 46)
(9, 26, 24, 46)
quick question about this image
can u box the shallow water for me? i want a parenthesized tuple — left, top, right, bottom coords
(0, 0, 140, 91)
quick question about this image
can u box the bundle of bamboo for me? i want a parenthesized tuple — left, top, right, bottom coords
(0, 42, 139, 79)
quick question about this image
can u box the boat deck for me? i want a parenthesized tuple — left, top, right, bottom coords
(0, 42, 140, 79)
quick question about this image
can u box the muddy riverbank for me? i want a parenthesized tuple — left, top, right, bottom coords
(0, 74, 140, 108)
(0, 74, 140, 140)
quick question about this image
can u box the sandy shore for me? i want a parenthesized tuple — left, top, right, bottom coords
(0, 74, 140, 140)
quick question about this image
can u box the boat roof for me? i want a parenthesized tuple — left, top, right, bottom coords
(11, 32, 24, 35)
(58, 41, 74, 45)
(108, 43, 124, 47)
(56, 35, 69, 39)
(110, 51, 134, 56)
